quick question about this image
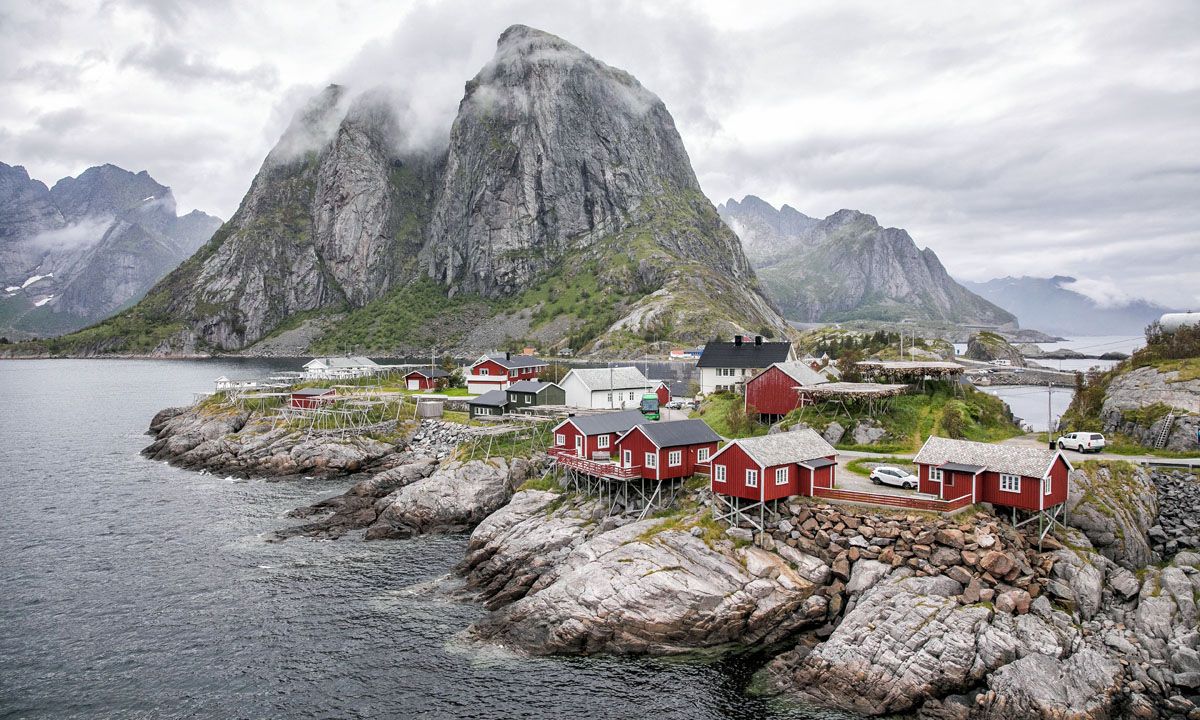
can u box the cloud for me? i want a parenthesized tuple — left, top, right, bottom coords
(29, 215, 115, 251)
(120, 41, 280, 89)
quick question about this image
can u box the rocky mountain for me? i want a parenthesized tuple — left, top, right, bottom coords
(44, 25, 786, 357)
(961, 275, 1172, 336)
(0, 162, 221, 338)
(718, 196, 1016, 327)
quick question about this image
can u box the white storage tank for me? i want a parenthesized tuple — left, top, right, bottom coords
(1159, 312, 1200, 333)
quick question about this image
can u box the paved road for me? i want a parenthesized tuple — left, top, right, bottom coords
(839, 433, 1200, 468)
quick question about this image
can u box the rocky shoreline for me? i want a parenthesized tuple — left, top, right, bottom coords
(146, 401, 1200, 718)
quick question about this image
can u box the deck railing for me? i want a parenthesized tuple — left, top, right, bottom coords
(811, 487, 974, 513)
(548, 447, 641, 480)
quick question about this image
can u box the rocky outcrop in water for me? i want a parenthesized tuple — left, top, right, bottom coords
(0, 162, 220, 339)
(465, 492, 826, 655)
(965, 332, 1027, 367)
(142, 402, 402, 478)
(718, 197, 1015, 326)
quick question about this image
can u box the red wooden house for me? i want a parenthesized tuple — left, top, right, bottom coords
(613, 419, 720, 481)
(290, 387, 336, 409)
(710, 429, 838, 502)
(744, 361, 829, 421)
(466, 353, 548, 394)
(709, 428, 837, 531)
(652, 380, 671, 407)
(913, 437, 1071, 520)
(404, 368, 450, 390)
(551, 410, 646, 462)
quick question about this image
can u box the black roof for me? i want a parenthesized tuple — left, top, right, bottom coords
(799, 457, 837, 470)
(630, 419, 720, 447)
(506, 380, 559, 394)
(939, 462, 986, 474)
(408, 368, 450, 378)
(696, 340, 791, 368)
(483, 353, 547, 370)
(563, 409, 646, 435)
(470, 389, 509, 407)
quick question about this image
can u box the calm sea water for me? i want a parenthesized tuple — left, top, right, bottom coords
(0, 359, 836, 720)
(980, 385, 1076, 432)
(953, 335, 1144, 373)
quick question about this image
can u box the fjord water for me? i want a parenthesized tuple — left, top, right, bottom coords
(0, 359, 827, 720)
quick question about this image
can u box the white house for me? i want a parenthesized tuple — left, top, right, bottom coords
(559, 366, 664, 409)
(302, 356, 380, 379)
(696, 336, 793, 395)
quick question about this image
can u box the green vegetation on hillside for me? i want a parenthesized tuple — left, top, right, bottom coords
(696, 381, 1020, 451)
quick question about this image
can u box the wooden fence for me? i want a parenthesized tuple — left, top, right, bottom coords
(812, 487, 974, 513)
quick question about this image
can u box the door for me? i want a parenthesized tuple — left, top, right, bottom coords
(575, 435, 584, 457)
(407, 379, 419, 390)
(623, 449, 632, 467)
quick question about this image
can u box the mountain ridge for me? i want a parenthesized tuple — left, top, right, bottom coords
(33, 25, 788, 357)
(961, 275, 1173, 336)
(718, 195, 1016, 327)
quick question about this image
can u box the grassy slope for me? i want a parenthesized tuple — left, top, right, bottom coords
(695, 382, 1021, 452)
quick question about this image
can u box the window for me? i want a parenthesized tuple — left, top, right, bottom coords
(629, 392, 635, 401)
(930, 468, 943, 482)
(597, 435, 610, 449)
(555, 433, 565, 446)
(1000, 474, 1021, 493)
(697, 447, 710, 463)
(645, 452, 657, 469)
(745, 469, 759, 488)
(668, 450, 682, 467)
(775, 467, 789, 485)
(606, 392, 612, 403)
(1044, 477, 1052, 496)
(480, 368, 489, 375)
(714, 464, 726, 483)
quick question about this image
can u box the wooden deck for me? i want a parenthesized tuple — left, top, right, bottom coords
(549, 447, 641, 480)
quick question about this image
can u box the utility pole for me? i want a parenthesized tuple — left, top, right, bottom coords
(1047, 381, 1053, 448)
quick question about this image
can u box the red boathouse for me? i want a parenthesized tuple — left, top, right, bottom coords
(290, 387, 336, 409)
(404, 368, 450, 390)
(744, 361, 829, 421)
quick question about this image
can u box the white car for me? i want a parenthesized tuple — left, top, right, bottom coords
(1057, 432, 1106, 453)
(870, 466, 918, 489)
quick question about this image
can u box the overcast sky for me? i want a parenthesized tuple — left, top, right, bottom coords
(2, 0, 1197, 308)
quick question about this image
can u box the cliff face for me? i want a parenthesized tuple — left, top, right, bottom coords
(47, 25, 786, 355)
(0, 162, 220, 338)
(719, 197, 1016, 327)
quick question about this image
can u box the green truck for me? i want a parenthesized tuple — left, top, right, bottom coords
(639, 393, 660, 421)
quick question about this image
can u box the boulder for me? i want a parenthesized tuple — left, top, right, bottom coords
(367, 458, 522, 538)
(972, 649, 1123, 719)
(822, 421, 845, 445)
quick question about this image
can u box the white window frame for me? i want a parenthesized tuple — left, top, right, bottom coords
(746, 469, 759, 488)
(510, 369, 518, 378)
(480, 368, 489, 376)
(930, 468, 943, 483)
(1043, 476, 1052, 496)
(606, 392, 613, 403)
(713, 464, 726, 483)
(597, 434, 610, 449)
(555, 433, 565, 446)
(697, 447, 710, 463)
(1000, 473, 1021, 493)
(668, 450, 682, 467)
(775, 467, 789, 485)
(645, 452, 657, 469)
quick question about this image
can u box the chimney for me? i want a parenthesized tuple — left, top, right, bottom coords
(505, 351, 511, 361)
(734, 335, 743, 347)
(755, 335, 763, 346)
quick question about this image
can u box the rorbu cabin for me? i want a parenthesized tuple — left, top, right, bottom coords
(465, 353, 548, 394)
(289, 387, 336, 409)
(404, 368, 450, 391)
(709, 428, 838, 503)
(559, 367, 663, 410)
(744, 360, 828, 421)
(613, 419, 720, 481)
(550, 409, 647, 461)
(504, 380, 566, 409)
(913, 437, 1071, 520)
(709, 428, 837, 532)
(468, 390, 509, 419)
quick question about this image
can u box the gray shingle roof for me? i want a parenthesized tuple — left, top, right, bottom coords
(626, 419, 720, 448)
(506, 380, 560, 394)
(565, 367, 653, 391)
(720, 428, 836, 468)
(408, 368, 450, 378)
(293, 387, 335, 396)
(484, 354, 547, 370)
(307, 356, 379, 368)
(470, 389, 509, 407)
(764, 361, 828, 387)
(914, 436, 1062, 478)
(562, 409, 646, 435)
(697, 340, 791, 368)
